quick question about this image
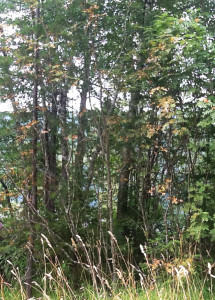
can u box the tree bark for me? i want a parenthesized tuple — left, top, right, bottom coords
(26, 4, 39, 298)
(117, 91, 139, 220)
(74, 52, 89, 203)
(59, 90, 69, 182)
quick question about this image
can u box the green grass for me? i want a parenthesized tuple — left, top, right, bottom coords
(1, 277, 214, 300)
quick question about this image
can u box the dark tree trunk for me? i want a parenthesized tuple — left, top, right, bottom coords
(74, 52, 89, 203)
(26, 5, 39, 298)
(117, 91, 139, 220)
(117, 148, 131, 218)
(116, 0, 154, 226)
(85, 146, 101, 193)
(41, 92, 57, 212)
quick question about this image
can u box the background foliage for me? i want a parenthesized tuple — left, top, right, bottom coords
(0, 0, 215, 298)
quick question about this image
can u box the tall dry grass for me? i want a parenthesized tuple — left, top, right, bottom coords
(0, 232, 214, 299)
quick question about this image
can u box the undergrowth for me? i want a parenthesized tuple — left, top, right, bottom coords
(1, 233, 215, 300)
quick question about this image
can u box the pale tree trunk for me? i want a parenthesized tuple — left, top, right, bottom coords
(98, 121, 117, 282)
(105, 134, 116, 282)
(49, 93, 58, 200)
(59, 90, 69, 183)
(41, 96, 51, 210)
(58, 89, 70, 217)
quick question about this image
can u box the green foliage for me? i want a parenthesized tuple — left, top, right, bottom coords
(1, 0, 215, 297)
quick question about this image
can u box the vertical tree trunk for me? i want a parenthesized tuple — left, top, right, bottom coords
(117, 92, 139, 220)
(105, 136, 116, 282)
(41, 92, 57, 212)
(98, 122, 117, 282)
(41, 96, 51, 209)
(58, 89, 70, 212)
(74, 52, 89, 203)
(26, 4, 39, 298)
(59, 90, 69, 183)
(117, 148, 131, 218)
(117, 0, 154, 229)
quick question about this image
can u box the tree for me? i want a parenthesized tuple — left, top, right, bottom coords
(1, 0, 215, 296)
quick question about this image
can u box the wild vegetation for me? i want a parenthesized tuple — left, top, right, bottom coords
(0, 0, 215, 299)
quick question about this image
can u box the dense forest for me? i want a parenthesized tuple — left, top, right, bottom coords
(0, 0, 215, 299)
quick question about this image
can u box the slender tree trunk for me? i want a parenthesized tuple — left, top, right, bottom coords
(117, 91, 139, 220)
(58, 89, 70, 214)
(41, 97, 51, 209)
(98, 121, 116, 282)
(85, 146, 101, 193)
(117, 0, 154, 227)
(40, 92, 57, 212)
(105, 137, 116, 282)
(117, 148, 130, 219)
(74, 52, 89, 204)
(59, 90, 69, 183)
(26, 4, 39, 298)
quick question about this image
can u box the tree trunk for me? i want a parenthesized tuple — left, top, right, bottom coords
(59, 90, 69, 183)
(26, 4, 39, 298)
(98, 122, 117, 282)
(74, 52, 89, 204)
(117, 0, 154, 226)
(117, 148, 131, 218)
(117, 91, 139, 220)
